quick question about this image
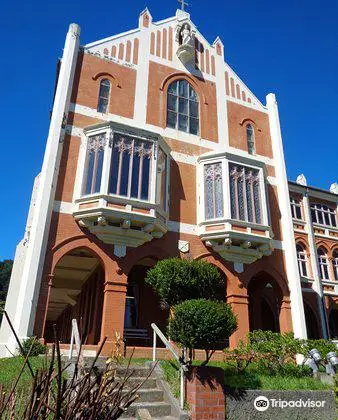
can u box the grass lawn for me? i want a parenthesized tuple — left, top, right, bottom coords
(0, 355, 46, 392)
(160, 359, 332, 398)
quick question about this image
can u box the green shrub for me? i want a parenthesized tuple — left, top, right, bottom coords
(19, 336, 47, 357)
(168, 299, 237, 365)
(248, 330, 304, 374)
(145, 258, 225, 308)
(302, 339, 337, 359)
(224, 339, 257, 372)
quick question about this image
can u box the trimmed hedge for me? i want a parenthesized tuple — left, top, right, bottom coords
(145, 258, 225, 308)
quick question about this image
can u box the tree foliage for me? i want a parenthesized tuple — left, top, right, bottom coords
(145, 258, 225, 308)
(168, 299, 237, 364)
(0, 259, 13, 300)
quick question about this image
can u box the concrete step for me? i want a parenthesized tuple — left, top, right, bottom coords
(123, 377, 158, 389)
(116, 366, 154, 378)
(121, 402, 172, 418)
(130, 388, 164, 403)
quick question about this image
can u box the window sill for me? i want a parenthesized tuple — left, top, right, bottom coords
(72, 194, 168, 257)
(198, 218, 274, 264)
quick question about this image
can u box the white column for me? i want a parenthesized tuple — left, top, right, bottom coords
(266, 93, 307, 339)
(0, 23, 81, 356)
(133, 10, 152, 125)
(213, 38, 229, 148)
(302, 192, 329, 338)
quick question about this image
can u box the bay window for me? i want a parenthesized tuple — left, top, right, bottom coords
(229, 164, 261, 224)
(198, 153, 271, 265)
(80, 125, 169, 212)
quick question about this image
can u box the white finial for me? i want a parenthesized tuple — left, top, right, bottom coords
(296, 174, 307, 186)
(178, 0, 189, 11)
(330, 182, 338, 195)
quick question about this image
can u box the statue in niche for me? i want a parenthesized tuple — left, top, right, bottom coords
(181, 23, 194, 46)
(176, 23, 195, 65)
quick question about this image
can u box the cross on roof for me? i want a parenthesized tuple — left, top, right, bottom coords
(178, 0, 189, 11)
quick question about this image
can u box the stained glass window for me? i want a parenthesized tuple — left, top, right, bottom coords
(83, 133, 106, 195)
(204, 163, 224, 220)
(167, 80, 199, 135)
(109, 133, 153, 201)
(97, 79, 110, 113)
(229, 164, 261, 224)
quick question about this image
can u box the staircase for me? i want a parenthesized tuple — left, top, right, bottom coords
(79, 358, 180, 419)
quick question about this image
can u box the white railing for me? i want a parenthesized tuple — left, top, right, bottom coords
(151, 323, 187, 410)
(69, 319, 82, 360)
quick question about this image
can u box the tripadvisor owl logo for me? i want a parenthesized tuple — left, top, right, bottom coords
(254, 396, 270, 412)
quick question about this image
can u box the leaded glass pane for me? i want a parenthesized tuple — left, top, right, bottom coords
(229, 163, 261, 224)
(204, 163, 223, 220)
(179, 80, 188, 97)
(167, 111, 177, 128)
(190, 118, 199, 135)
(179, 98, 188, 115)
(83, 133, 106, 195)
(109, 134, 153, 201)
(190, 101, 198, 118)
(178, 114, 188, 131)
(167, 94, 177, 111)
(168, 81, 178, 94)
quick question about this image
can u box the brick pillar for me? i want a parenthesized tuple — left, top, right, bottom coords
(186, 366, 225, 420)
(100, 274, 127, 356)
(279, 297, 293, 333)
(227, 293, 249, 348)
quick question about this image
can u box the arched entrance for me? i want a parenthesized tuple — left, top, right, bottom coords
(329, 309, 338, 339)
(248, 273, 283, 333)
(124, 258, 169, 347)
(44, 248, 104, 344)
(304, 302, 320, 339)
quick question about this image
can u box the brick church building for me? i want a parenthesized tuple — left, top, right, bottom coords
(1, 7, 337, 357)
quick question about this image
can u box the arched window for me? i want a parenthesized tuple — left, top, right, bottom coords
(97, 79, 111, 113)
(318, 248, 330, 280)
(296, 244, 308, 277)
(246, 123, 255, 155)
(167, 79, 199, 135)
(333, 250, 338, 281)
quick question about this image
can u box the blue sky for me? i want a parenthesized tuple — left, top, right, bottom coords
(1, 0, 337, 259)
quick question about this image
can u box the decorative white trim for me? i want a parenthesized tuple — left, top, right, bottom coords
(0, 24, 81, 357)
(266, 93, 307, 339)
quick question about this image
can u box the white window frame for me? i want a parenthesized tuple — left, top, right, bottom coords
(74, 125, 170, 213)
(198, 155, 268, 226)
(290, 197, 303, 220)
(318, 248, 330, 281)
(296, 244, 308, 277)
(311, 203, 337, 227)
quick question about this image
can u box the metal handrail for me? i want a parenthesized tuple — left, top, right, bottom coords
(69, 319, 81, 360)
(151, 323, 187, 410)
